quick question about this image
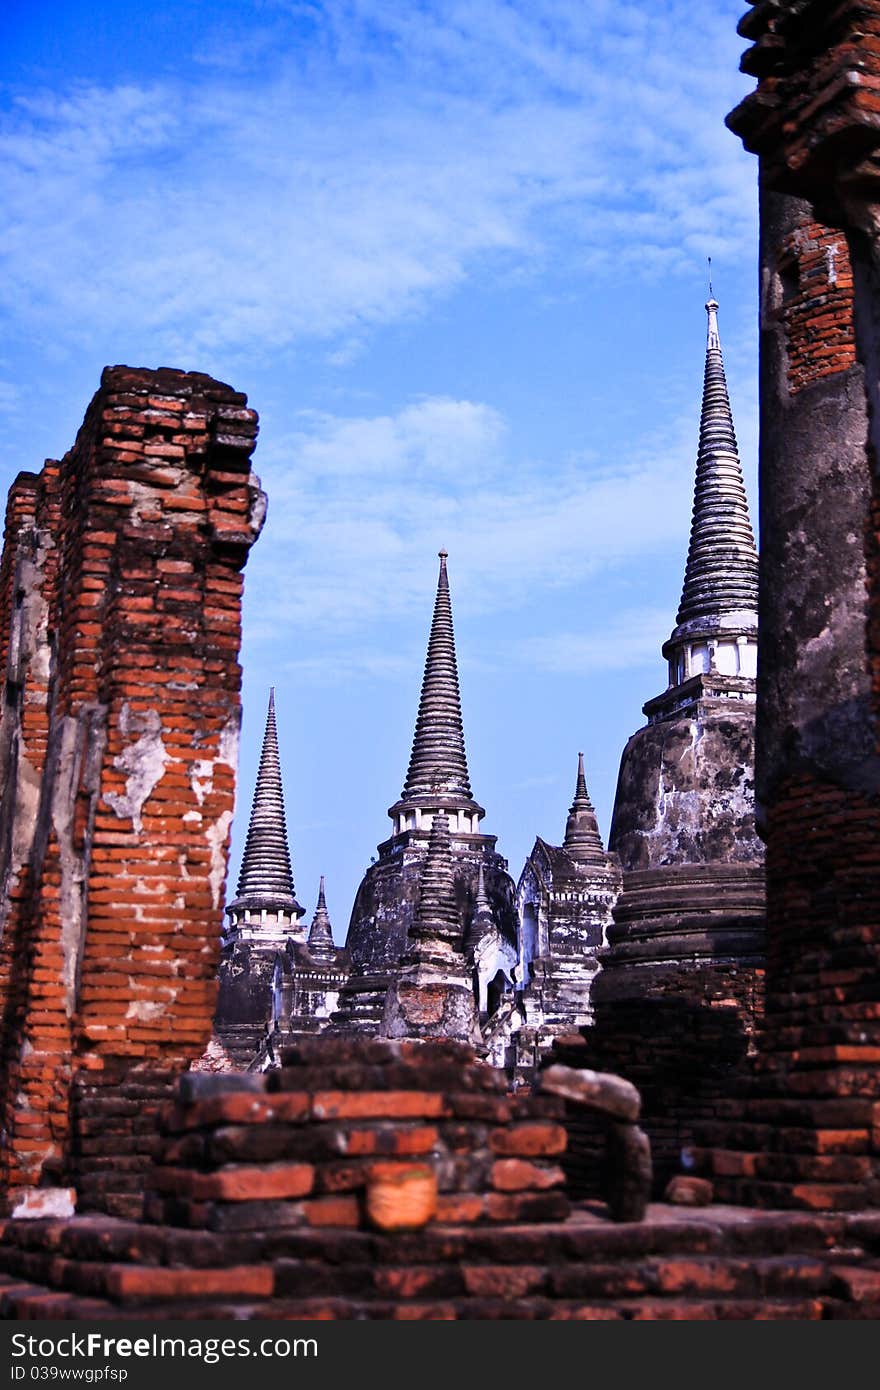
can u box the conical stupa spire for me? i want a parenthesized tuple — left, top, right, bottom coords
(676, 297, 759, 626)
(563, 752, 607, 866)
(409, 812, 463, 952)
(307, 876, 336, 960)
(232, 689, 299, 907)
(475, 861, 491, 914)
(466, 860, 497, 951)
(401, 552, 473, 803)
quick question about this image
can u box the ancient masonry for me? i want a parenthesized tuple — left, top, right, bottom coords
(0, 367, 265, 1218)
(693, 0, 880, 1211)
(2, 1037, 880, 1319)
(218, 295, 766, 1166)
(5, 0, 880, 1322)
(511, 753, 621, 1070)
(572, 295, 767, 1191)
(215, 690, 346, 1068)
(327, 550, 520, 1038)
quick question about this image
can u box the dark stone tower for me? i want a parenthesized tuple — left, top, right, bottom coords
(382, 812, 481, 1043)
(332, 551, 517, 1033)
(215, 690, 305, 1065)
(575, 297, 766, 1191)
(215, 699, 348, 1066)
(285, 877, 349, 1038)
(225, 689, 304, 937)
(607, 296, 765, 946)
(507, 755, 621, 1072)
(704, 0, 880, 1205)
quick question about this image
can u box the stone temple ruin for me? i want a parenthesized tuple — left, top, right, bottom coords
(215, 287, 766, 1193)
(0, 0, 880, 1320)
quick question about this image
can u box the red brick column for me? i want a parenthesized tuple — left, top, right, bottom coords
(0, 368, 264, 1216)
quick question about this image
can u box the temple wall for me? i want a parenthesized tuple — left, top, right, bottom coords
(610, 697, 762, 871)
(0, 367, 264, 1217)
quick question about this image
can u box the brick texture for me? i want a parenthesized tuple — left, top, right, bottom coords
(709, 3, 880, 1211)
(772, 219, 856, 392)
(0, 366, 264, 1215)
(1, 1039, 880, 1319)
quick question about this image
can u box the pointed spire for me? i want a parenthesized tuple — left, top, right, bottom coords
(401, 552, 473, 803)
(563, 752, 607, 866)
(676, 297, 759, 626)
(232, 689, 299, 907)
(307, 875, 336, 960)
(475, 861, 491, 914)
(408, 812, 463, 954)
(466, 860, 497, 951)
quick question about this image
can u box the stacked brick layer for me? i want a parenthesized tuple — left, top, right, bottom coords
(3, 1038, 880, 1319)
(729, 0, 880, 219)
(774, 221, 856, 392)
(4, 1209, 880, 1320)
(557, 965, 764, 1196)
(147, 1040, 571, 1233)
(698, 778, 880, 1210)
(0, 367, 264, 1215)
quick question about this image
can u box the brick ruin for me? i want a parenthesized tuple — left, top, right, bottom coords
(696, 0, 880, 1211)
(3, 0, 880, 1321)
(0, 367, 265, 1219)
(1, 1038, 880, 1320)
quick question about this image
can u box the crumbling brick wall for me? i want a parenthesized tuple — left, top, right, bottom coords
(0, 367, 264, 1217)
(2, 1040, 880, 1320)
(771, 217, 856, 392)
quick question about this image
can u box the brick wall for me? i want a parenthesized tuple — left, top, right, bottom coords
(0, 367, 264, 1216)
(147, 1039, 570, 1235)
(2, 1040, 880, 1319)
(772, 220, 856, 393)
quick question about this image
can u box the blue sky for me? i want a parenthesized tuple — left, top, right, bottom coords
(1, 1, 759, 938)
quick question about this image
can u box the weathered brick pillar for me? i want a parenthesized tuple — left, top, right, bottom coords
(0, 367, 265, 1217)
(703, 191, 880, 1207)
(708, 0, 880, 1209)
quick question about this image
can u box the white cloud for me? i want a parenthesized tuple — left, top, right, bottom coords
(0, 1, 756, 359)
(241, 392, 697, 648)
(287, 397, 507, 479)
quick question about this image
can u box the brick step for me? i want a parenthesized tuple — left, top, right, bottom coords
(3, 1209, 880, 1319)
(38, 1294, 857, 1321)
(710, 1149, 877, 1182)
(0, 1273, 115, 1321)
(5, 1207, 880, 1268)
(711, 1177, 879, 1211)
